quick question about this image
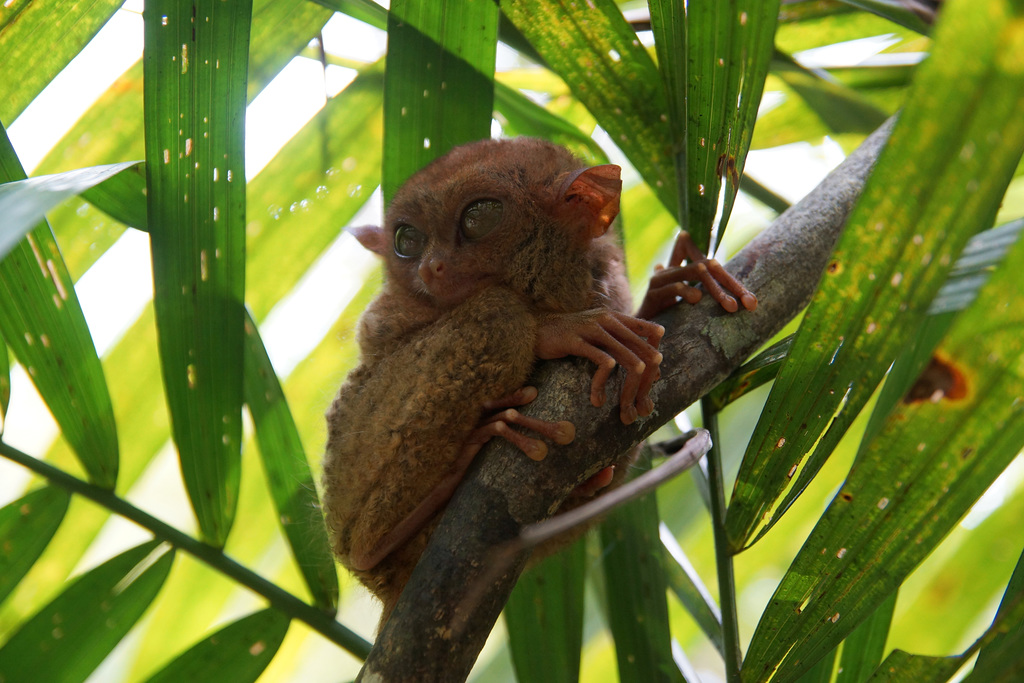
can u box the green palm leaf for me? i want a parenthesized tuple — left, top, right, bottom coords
(726, 0, 1024, 550)
(143, 0, 252, 546)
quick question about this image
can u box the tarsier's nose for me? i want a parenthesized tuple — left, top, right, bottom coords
(419, 258, 445, 284)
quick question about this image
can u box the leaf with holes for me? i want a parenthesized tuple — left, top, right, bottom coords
(726, 0, 1024, 551)
(0, 540, 174, 683)
(143, 0, 253, 546)
(144, 609, 290, 683)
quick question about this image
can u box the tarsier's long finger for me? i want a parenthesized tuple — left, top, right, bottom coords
(548, 334, 617, 407)
(600, 315, 663, 419)
(480, 386, 538, 412)
(474, 419, 549, 461)
(672, 231, 757, 312)
(580, 325, 647, 422)
(613, 311, 666, 348)
(482, 408, 576, 446)
(672, 230, 707, 264)
(704, 258, 758, 311)
(667, 229, 697, 267)
(694, 262, 739, 312)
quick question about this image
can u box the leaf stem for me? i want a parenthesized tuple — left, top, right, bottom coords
(702, 396, 743, 682)
(0, 441, 372, 660)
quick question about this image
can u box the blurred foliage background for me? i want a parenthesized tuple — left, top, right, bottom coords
(0, 0, 1023, 681)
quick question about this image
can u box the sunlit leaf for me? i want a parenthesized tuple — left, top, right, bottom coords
(679, 0, 780, 251)
(143, 1, 253, 546)
(243, 310, 339, 612)
(0, 0, 122, 124)
(838, 0, 933, 34)
(503, 0, 676, 215)
(246, 0, 334, 102)
(0, 486, 69, 606)
(382, 0, 498, 200)
(493, 80, 606, 165)
(505, 538, 586, 683)
(647, 0, 685, 224)
(772, 51, 889, 135)
(81, 161, 149, 230)
(313, 0, 388, 30)
(834, 591, 896, 683)
(0, 161, 141, 259)
(741, 201, 1024, 682)
(727, 0, 1024, 550)
(243, 60, 383, 320)
(144, 609, 290, 683)
(0, 540, 174, 683)
(0, 125, 119, 488)
(37, 0, 336, 279)
(661, 529, 723, 656)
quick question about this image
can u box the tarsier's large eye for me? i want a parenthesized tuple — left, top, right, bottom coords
(394, 224, 428, 258)
(460, 199, 503, 240)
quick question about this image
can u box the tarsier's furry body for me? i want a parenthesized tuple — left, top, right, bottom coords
(321, 138, 754, 622)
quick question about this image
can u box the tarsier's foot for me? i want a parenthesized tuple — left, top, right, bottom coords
(637, 231, 758, 320)
(536, 311, 664, 425)
(473, 387, 576, 461)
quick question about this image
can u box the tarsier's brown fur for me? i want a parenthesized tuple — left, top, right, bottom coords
(322, 138, 755, 623)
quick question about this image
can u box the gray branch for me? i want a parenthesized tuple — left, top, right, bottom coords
(356, 118, 895, 682)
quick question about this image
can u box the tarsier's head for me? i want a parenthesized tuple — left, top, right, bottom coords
(351, 138, 622, 310)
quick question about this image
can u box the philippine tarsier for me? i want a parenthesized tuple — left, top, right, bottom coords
(322, 137, 756, 621)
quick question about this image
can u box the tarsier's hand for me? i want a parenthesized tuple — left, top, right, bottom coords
(636, 231, 758, 320)
(535, 310, 665, 425)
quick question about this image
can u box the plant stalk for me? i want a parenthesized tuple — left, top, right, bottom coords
(0, 442, 371, 660)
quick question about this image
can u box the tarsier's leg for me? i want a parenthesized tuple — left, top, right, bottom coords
(637, 231, 758, 319)
(350, 387, 575, 572)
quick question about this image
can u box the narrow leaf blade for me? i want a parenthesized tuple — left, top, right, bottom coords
(503, 0, 676, 215)
(0, 125, 120, 488)
(835, 591, 897, 683)
(143, 1, 252, 546)
(383, 0, 498, 200)
(0, 162, 142, 259)
(681, 0, 781, 250)
(661, 529, 724, 656)
(600, 450, 684, 683)
(727, 0, 1024, 550)
(0, 540, 174, 683)
(243, 311, 339, 612)
(0, 486, 69, 606)
(0, 0, 122, 123)
(144, 609, 290, 683)
(505, 538, 586, 683)
(741, 206, 1024, 682)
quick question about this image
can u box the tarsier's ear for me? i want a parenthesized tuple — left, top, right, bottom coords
(348, 225, 389, 256)
(558, 164, 622, 240)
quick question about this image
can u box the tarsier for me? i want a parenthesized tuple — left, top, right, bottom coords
(321, 138, 756, 623)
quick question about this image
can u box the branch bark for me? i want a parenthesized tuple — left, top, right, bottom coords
(356, 118, 895, 682)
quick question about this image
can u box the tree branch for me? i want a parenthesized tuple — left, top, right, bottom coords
(357, 118, 896, 682)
